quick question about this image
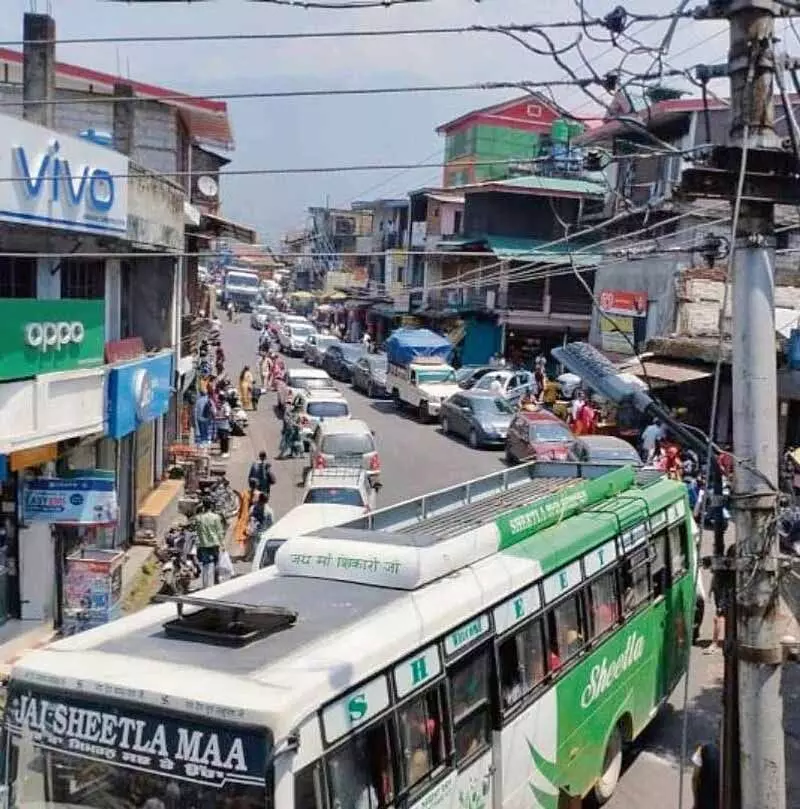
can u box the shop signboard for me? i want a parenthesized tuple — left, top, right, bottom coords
(0, 299, 105, 382)
(107, 350, 174, 439)
(598, 289, 647, 355)
(0, 113, 128, 235)
(22, 470, 118, 526)
(63, 547, 125, 633)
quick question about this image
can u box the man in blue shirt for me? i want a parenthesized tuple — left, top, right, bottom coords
(194, 390, 214, 445)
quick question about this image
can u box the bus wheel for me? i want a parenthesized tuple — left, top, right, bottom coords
(594, 724, 623, 804)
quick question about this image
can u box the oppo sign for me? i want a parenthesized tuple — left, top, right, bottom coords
(24, 321, 85, 353)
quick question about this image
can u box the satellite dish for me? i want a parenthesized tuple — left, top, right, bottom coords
(197, 176, 219, 198)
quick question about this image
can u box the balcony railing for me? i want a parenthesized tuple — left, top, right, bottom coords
(426, 285, 499, 312)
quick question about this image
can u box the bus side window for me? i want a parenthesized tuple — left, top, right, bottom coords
(295, 761, 324, 809)
(498, 618, 546, 711)
(621, 547, 650, 614)
(668, 523, 688, 579)
(327, 719, 396, 809)
(449, 647, 491, 762)
(650, 532, 668, 597)
(546, 595, 586, 668)
(397, 684, 447, 792)
(587, 570, 620, 638)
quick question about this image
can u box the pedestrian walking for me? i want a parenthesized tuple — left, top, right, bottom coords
(194, 504, 225, 588)
(194, 389, 214, 445)
(640, 418, 665, 462)
(248, 451, 276, 497)
(277, 405, 301, 459)
(216, 397, 232, 458)
(239, 366, 254, 410)
(707, 546, 736, 652)
(259, 353, 271, 389)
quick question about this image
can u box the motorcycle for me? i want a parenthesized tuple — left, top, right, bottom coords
(197, 474, 241, 520)
(157, 526, 201, 595)
(225, 388, 249, 435)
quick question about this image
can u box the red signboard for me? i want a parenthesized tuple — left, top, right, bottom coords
(598, 290, 647, 317)
(105, 337, 145, 364)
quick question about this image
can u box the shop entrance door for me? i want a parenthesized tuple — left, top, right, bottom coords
(134, 422, 155, 509)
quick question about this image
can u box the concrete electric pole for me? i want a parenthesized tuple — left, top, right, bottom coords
(684, 1, 790, 806)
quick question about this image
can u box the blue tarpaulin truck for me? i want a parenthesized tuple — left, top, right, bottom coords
(385, 328, 459, 422)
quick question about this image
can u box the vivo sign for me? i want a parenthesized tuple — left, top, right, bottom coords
(0, 113, 128, 235)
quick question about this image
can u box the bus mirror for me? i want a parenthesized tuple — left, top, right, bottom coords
(701, 555, 712, 569)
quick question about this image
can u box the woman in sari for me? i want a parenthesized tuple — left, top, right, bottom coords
(239, 366, 254, 410)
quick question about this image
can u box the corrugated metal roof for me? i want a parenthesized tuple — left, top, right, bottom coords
(427, 192, 465, 205)
(475, 175, 606, 196)
(485, 236, 600, 265)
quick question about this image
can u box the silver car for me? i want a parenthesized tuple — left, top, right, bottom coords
(304, 333, 341, 366)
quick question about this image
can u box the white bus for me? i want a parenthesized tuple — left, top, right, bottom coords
(1, 461, 694, 809)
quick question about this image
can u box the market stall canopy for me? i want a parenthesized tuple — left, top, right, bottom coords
(616, 355, 713, 389)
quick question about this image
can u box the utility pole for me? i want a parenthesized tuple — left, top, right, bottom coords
(683, 1, 788, 807)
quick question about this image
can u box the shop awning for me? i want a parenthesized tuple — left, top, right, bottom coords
(486, 236, 600, 266)
(197, 213, 257, 245)
(618, 357, 713, 388)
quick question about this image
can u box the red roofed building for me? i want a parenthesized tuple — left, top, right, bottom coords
(436, 94, 574, 187)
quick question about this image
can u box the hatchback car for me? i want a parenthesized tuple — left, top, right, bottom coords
(276, 368, 338, 414)
(250, 303, 277, 330)
(505, 410, 575, 464)
(309, 418, 381, 482)
(302, 468, 378, 511)
(456, 365, 496, 389)
(322, 343, 367, 382)
(351, 353, 388, 397)
(570, 435, 642, 466)
(294, 391, 352, 446)
(473, 369, 536, 405)
(440, 390, 515, 448)
(304, 333, 341, 367)
(280, 322, 317, 356)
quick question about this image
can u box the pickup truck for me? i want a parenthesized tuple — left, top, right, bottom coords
(385, 327, 459, 422)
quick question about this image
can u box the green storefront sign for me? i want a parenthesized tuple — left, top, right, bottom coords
(0, 299, 105, 382)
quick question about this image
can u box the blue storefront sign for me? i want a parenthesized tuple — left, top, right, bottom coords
(23, 471, 118, 525)
(107, 351, 174, 439)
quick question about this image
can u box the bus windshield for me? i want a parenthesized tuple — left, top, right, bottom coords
(226, 273, 259, 289)
(3, 686, 270, 809)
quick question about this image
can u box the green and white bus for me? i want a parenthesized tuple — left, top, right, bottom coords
(1, 461, 695, 809)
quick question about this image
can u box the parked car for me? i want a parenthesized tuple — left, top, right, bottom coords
(505, 410, 575, 465)
(440, 390, 515, 448)
(309, 418, 381, 482)
(473, 369, 536, 405)
(570, 435, 642, 466)
(351, 353, 388, 397)
(302, 468, 378, 511)
(294, 390, 352, 446)
(275, 368, 338, 414)
(280, 322, 317, 356)
(322, 343, 366, 382)
(250, 303, 277, 330)
(456, 365, 496, 389)
(304, 333, 341, 367)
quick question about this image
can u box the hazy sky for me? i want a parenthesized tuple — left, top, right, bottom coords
(5, 0, 734, 243)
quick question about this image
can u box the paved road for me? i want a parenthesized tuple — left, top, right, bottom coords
(216, 317, 799, 809)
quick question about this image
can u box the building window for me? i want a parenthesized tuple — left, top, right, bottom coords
(0, 257, 36, 298)
(61, 259, 106, 299)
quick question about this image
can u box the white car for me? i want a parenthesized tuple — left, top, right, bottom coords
(280, 322, 317, 356)
(276, 367, 339, 413)
(302, 468, 378, 511)
(294, 390, 351, 446)
(473, 369, 536, 405)
(250, 303, 277, 330)
(308, 418, 381, 483)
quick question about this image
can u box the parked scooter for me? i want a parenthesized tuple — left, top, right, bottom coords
(225, 388, 249, 435)
(157, 525, 201, 595)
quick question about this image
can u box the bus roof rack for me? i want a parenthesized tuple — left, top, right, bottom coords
(155, 594, 298, 647)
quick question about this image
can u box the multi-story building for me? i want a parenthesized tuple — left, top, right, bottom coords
(437, 94, 579, 187)
(579, 90, 800, 446)
(0, 13, 242, 633)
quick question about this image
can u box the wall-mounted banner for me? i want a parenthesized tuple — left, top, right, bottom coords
(0, 298, 105, 382)
(107, 351, 174, 439)
(23, 470, 118, 526)
(5, 688, 269, 790)
(0, 113, 128, 235)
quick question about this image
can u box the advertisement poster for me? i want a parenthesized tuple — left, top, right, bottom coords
(23, 470, 118, 525)
(63, 548, 125, 634)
